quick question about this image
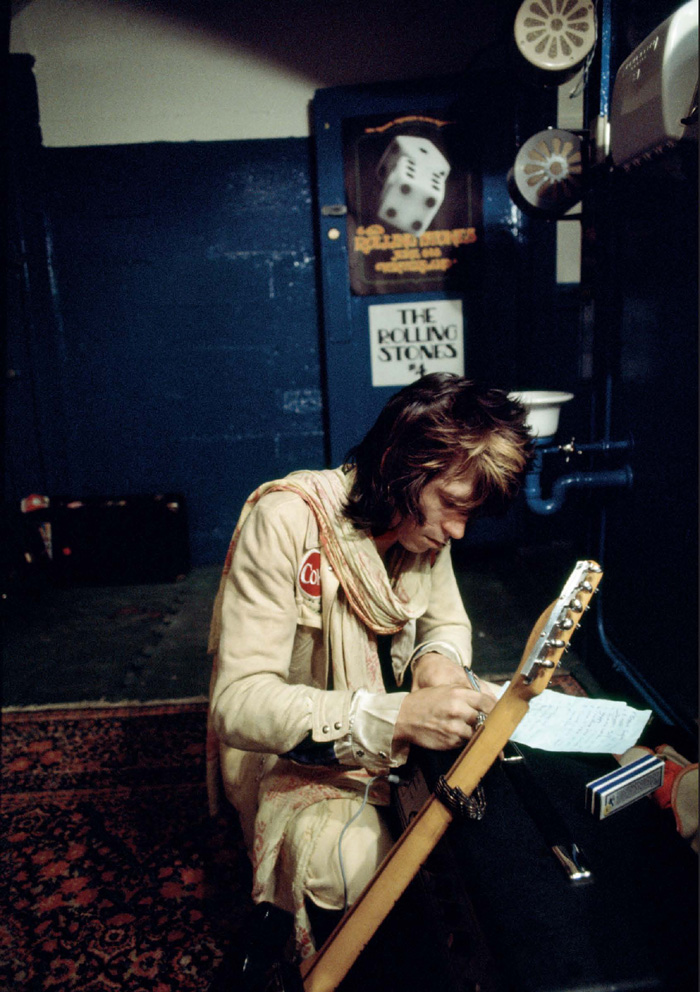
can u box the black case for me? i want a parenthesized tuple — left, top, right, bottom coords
(48, 493, 190, 585)
(395, 746, 698, 992)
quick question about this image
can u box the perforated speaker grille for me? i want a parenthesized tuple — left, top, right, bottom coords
(510, 129, 584, 215)
(514, 0, 597, 73)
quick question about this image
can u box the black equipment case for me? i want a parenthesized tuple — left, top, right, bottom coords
(394, 745, 698, 992)
(24, 493, 190, 585)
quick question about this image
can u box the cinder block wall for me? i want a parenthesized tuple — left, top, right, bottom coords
(16, 134, 326, 565)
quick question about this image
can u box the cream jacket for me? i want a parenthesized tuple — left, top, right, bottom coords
(209, 486, 472, 842)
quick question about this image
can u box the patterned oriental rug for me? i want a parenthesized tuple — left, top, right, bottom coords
(1, 701, 252, 992)
(2, 676, 587, 992)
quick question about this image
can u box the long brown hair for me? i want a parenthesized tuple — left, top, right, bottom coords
(343, 373, 532, 533)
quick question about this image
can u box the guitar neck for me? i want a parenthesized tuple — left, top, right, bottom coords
(299, 560, 602, 992)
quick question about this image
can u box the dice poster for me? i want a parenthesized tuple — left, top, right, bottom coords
(343, 109, 481, 296)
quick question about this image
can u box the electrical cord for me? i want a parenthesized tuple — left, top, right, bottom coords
(337, 772, 401, 913)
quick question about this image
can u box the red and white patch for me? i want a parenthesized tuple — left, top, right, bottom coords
(298, 549, 321, 598)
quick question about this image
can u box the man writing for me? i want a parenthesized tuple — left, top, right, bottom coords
(207, 373, 531, 983)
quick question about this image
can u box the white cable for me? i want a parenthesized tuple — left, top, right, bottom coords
(337, 774, 401, 913)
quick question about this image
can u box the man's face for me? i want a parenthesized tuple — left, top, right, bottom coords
(390, 472, 476, 554)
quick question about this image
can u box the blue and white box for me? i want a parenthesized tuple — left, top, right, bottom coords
(586, 754, 665, 819)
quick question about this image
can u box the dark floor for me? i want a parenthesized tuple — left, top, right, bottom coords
(2, 564, 219, 708)
(1, 540, 606, 709)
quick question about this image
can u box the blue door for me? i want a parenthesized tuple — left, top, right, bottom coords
(311, 72, 557, 466)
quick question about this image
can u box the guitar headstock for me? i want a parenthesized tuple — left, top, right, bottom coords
(512, 560, 603, 700)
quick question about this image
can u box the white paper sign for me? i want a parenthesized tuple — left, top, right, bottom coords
(368, 299, 464, 387)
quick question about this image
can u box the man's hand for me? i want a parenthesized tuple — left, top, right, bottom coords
(392, 682, 497, 752)
(411, 653, 500, 699)
(411, 651, 472, 690)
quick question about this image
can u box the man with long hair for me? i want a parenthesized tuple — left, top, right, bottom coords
(207, 373, 531, 983)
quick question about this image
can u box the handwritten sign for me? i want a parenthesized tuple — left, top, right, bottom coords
(368, 299, 464, 387)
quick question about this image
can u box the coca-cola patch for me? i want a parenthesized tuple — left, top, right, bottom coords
(298, 549, 321, 598)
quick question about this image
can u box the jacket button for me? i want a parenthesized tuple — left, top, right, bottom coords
(334, 721, 342, 730)
(356, 749, 365, 757)
(378, 751, 387, 759)
(322, 725, 330, 734)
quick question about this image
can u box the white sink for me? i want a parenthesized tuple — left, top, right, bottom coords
(508, 390, 574, 439)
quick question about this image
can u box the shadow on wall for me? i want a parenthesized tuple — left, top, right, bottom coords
(119, 0, 518, 86)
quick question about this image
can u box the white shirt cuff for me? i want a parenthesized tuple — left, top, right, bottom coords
(333, 688, 409, 773)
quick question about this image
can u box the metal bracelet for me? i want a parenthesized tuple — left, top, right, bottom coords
(435, 775, 487, 820)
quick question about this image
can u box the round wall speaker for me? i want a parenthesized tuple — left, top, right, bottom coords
(514, 0, 597, 84)
(508, 128, 585, 216)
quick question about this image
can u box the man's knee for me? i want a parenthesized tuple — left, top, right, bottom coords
(283, 798, 393, 911)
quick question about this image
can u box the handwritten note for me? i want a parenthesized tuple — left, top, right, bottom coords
(495, 683, 652, 753)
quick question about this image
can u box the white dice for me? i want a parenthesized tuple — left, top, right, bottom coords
(376, 136, 451, 235)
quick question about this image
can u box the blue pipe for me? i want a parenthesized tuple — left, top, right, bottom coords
(537, 439, 631, 458)
(599, 0, 613, 118)
(524, 439, 633, 515)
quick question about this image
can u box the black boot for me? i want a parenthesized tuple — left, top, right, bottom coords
(304, 899, 344, 949)
(209, 902, 294, 992)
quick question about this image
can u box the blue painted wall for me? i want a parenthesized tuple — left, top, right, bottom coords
(5, 55, 575, 575)
(45, 140, 325, 565)
(6, 76, 327, 565)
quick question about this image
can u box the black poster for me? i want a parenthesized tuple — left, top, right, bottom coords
(343, 110, 481, 296)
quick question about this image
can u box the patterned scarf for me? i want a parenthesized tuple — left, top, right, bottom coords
(208, 466, 432, 653)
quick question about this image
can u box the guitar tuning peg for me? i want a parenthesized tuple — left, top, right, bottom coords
(535, 658, 556, 670)
(546, 638, 566, 649)
(557, 617, 575, 630)
(578, 580, 593, 593)
(569, 598, 583, 613)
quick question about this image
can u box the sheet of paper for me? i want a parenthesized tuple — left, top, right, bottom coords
(495, 683, 652, 753)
